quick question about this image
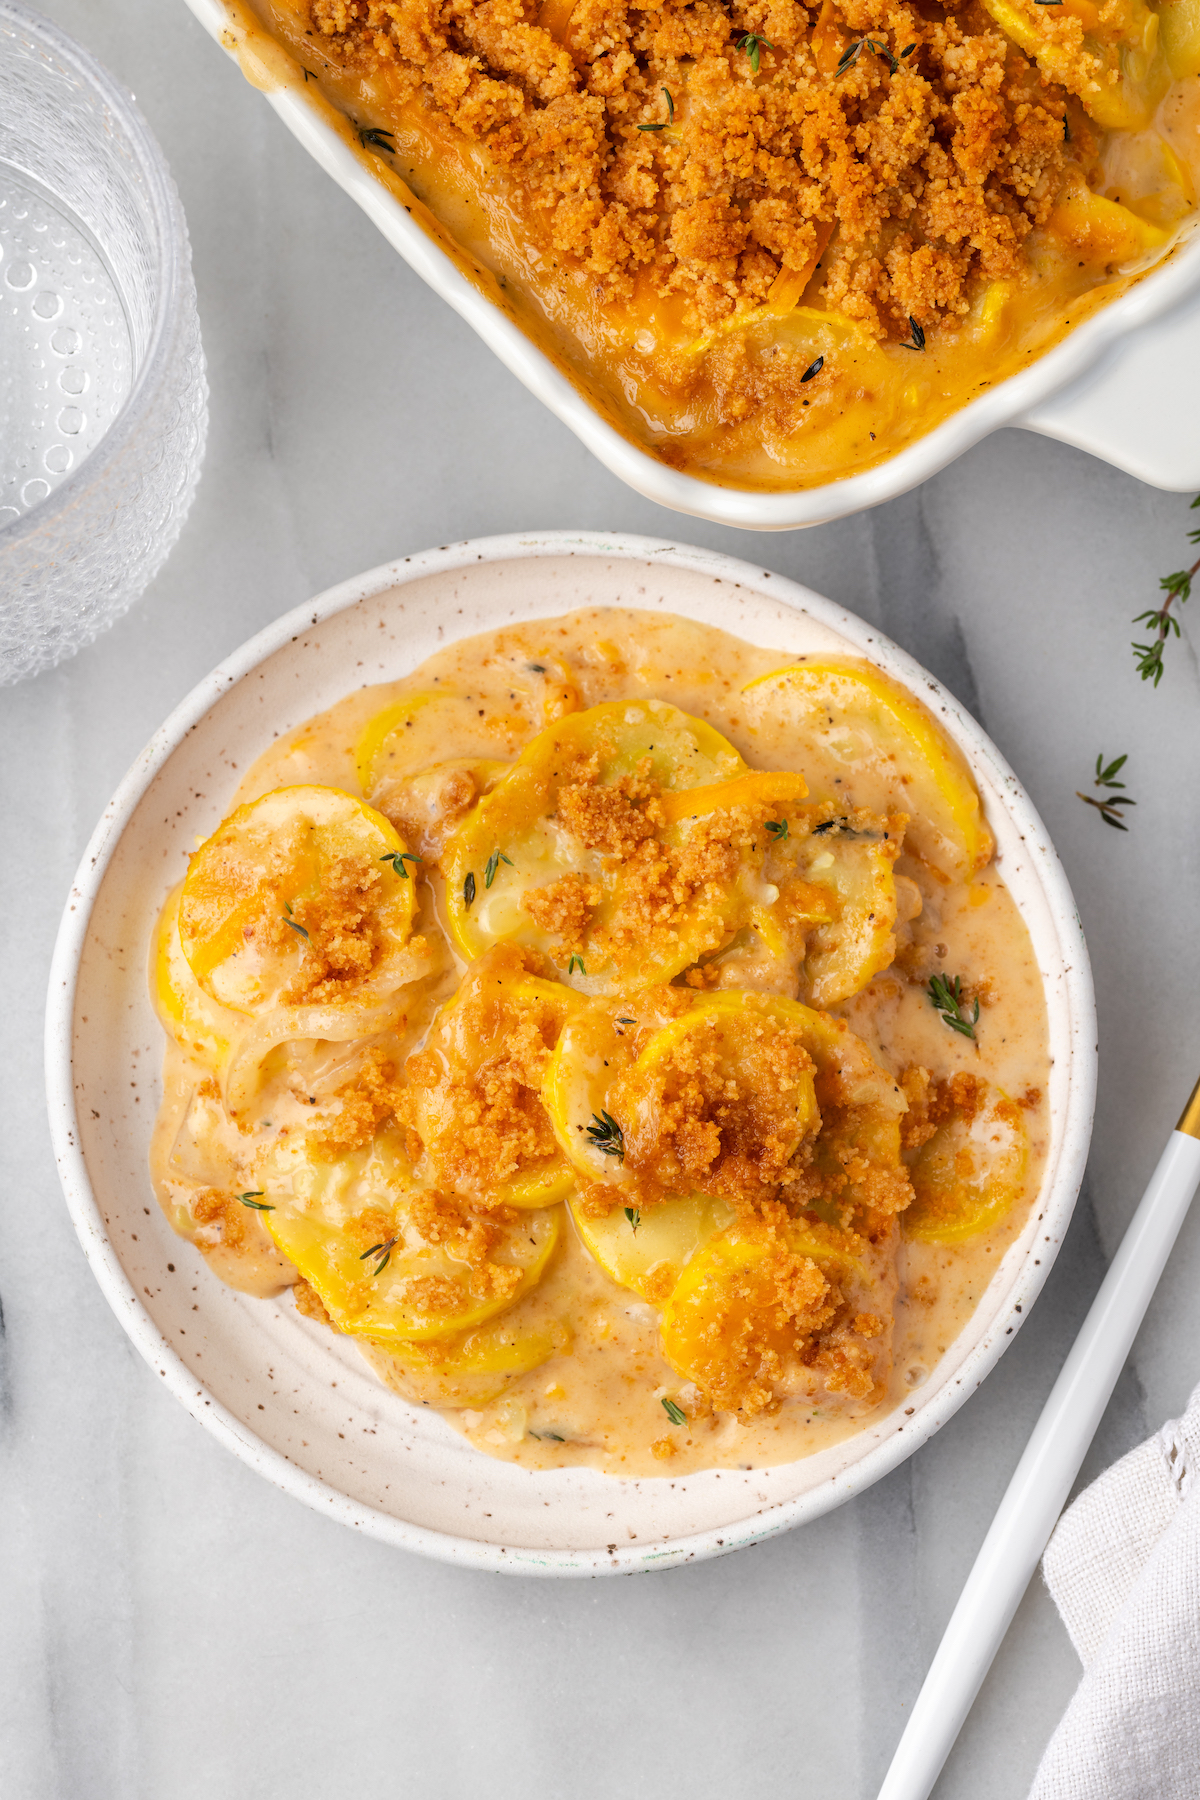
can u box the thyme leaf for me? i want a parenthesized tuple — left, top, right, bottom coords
(900, 315, 926, 350)
(837, 35, 899, 73)
(359, 127, 396, 152)
(484, 848, 514, 888)
(587, 1110, 625, 1162)
(1076, 750, 1137, 830)
(568, 953, 587, 975)
(738, 31, 775, 72)
(927, 973, 980, 1040)
(531, 1430, 566, 1442)
(463, 871, 477, 908)
(801, 355, 824, 383)
(765, 818, 789, 841)
(662, 1398, 688, 1426)
(283, 915, 310, 938)
(359, 1235, 399, 1276)
(637, 89, 674, 129)
(380, 851, 423, 878)
(238, 1191, 275, 1211)
(1132, 497, 1199, 685)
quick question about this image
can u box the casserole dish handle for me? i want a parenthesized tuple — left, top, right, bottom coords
(1019, 287, 1200, 490)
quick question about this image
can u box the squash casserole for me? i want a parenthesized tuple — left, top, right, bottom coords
(225, 0, 1199, 487)
(149, 610, 1049, 1476)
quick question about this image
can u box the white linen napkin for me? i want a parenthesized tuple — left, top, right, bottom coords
(1028, 1378, 1200, 1798)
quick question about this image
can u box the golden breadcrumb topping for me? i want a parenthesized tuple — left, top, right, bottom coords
(899, 1063, 983, 1149)
(307, 0, 1071, 341)
(522, 871, 603, 948)
(317, 1045, 406, 1151)
(192, 1186, 250, 1249)
(274, 852, 388, 1003)
(399, 945, 568, 1203)
(615, 1005, 819, 1205)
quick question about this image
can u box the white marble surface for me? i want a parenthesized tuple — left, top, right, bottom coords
(4, 4, 1200, 1794)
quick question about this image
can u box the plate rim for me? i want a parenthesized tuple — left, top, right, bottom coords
(45, 529, 1097, 1573)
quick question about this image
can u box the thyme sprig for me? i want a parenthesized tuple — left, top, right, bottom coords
(662, 1398, 688, 1426)
(282, 901, 309, 939)
(1077, 752, 1136, 831)
(359, 127, 396, 152)
(484, 848, 513, 888)
(380, 851, 423, 878)
(927, 973, 980, 1041)
(900, 315, 926, 350)
(637, 88, 674, 129)
(624, 1206, 641, 1234)
(568, 953, 587, 975)
(765, 818, 790, 841)
(738, 31, 775, 72)
(587, 1110, 625, 1162)
(837, 35, 900, 73)
(359, 1235, 399, 1276)
(238, 1191, 275, 1211)
(1132, 496, 1200, 685)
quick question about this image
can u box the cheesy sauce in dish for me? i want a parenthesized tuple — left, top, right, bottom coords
(149, 610, 1048, 1478)
(224, 0, 1199, 491)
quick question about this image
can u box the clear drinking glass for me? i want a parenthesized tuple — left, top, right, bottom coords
(0, 2, 207, 683)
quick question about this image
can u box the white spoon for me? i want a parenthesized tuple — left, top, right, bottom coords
(878, 1077, 1200, 1800)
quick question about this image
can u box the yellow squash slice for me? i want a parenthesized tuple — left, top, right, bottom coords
(402, 947, 584, 1209)
(1161, 0, 1200, 76)
(1048, 178, 1169, 262)
(752, 803, 904, 1006)
(569, 1190, 737, 1302)
(441, 699, 755, 989)
(179, 784, 418, 1015)
(359, 1306, 571, 1408)
(257, 1125, 560, 1340)
(355, 658, 583, 796)
(546, 989, 908, 1226)
(741, 658, 993, 878)
(542, 989, 685, 1190)
(365, 756, 511, 864)
(355, 692, 517, 797)
(152, 885, 242, 1071)
(904, 1083, 1029, 1242)
(658, 1218, 885, 1411)
(1099, 129, 1196, 232)
(981, 0, 1169, 128)
(744, 662, 993, 878)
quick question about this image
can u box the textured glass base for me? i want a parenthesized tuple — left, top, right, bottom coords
(0, 168, 134, 524)
(0, 3, 207, 684)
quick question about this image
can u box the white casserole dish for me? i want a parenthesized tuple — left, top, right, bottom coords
(182, 0, 1200, 528)
(45, 531, 1096, 1573)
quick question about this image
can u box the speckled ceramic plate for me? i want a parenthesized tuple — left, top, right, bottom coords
(46, 532, 1096, 1574)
